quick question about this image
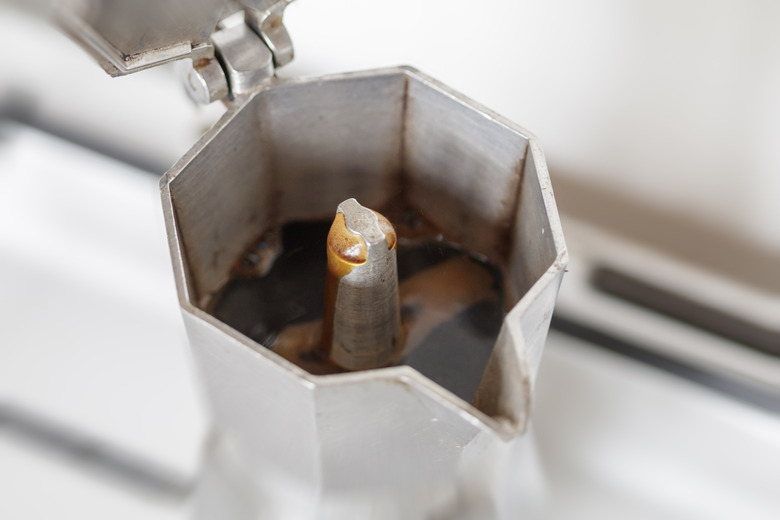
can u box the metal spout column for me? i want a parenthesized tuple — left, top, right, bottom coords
(322, 198, 401, 370)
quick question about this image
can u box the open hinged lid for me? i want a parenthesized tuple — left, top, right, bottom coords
(58, 0, 294, 80)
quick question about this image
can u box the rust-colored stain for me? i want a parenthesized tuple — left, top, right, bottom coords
(326, 212, 366, 276)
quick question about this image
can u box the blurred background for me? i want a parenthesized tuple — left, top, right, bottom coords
(1, 1, 778, 519)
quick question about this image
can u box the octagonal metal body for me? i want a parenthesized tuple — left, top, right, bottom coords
(160, 67, 567, 518)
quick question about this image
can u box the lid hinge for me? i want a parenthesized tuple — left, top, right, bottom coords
(183, 9, 293, 105)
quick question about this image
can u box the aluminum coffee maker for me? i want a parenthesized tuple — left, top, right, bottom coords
(58, 1, 568, 518)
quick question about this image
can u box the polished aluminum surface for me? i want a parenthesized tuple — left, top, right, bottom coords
(160, 67, 567, 517)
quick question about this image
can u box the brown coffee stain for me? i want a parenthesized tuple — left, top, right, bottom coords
(268, 253, 499, 373)
(272, 320, 341, 375)
(379, 200, 441, 241)
(211, 211, 505, 403)
(322, 212, 364, 359)
(399, 256, 499, 356)
(327, 212, 366, 275)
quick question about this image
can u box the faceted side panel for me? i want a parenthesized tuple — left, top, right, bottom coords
(516, 266, 564, 387)
(169, 105, 274, 303)
(473, 321, 531, 435)
(403, 72, 529, 263)
(473, 271, 563, 436)
(474, 139, 567, 435)
(259, 71, 407, 223)
(511, 140, 567, 387)
(507, 140, 561, 302)
(314, 422, 522, 520)
(313, 372, 483, 492)
(182, 310, 322, 489)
